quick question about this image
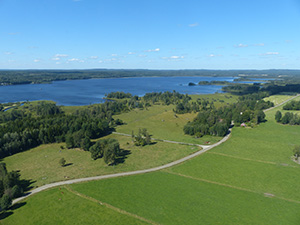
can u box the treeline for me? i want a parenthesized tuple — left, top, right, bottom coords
(282, 100, 300, 110)
(223, 83, 300, 96)
(105, 92, 132, 99)
(198, 81, 230, 85)
(183, 93, 273, 137)
(0, 163, 24, 211)
(222, 83, 261, 95)
(2, 69, 297, 86)
(0, 101, 129, 158)
(275, 111, 300, 125)
(174, 99, 213, 114)
(143, 91, 191, 105)
(0, 91, 189, 158)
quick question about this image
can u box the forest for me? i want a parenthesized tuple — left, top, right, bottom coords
(0, 69, 298, 86)
(0, 91, 190, 159)
(282, 100, 300, 110)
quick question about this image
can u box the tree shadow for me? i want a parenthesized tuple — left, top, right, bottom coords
(149, 141, 157, 146)
(9, 202, 26, 211)
(114, 149, 131, 165)
(0, 202, 27, 220)
(63, 163, 73, 167)
(19, 179, 36, 192)
(0, 211, 13, 220)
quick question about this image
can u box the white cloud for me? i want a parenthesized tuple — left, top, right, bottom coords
(68, 58, 84, 62)
(4, 52, 13, 55)
(33, 59, 40, 62)
(52, 57, 60, 61)
(261, 52, 279, 56)
(209, 54, 222, 57)
(146, 48, 160, 52)
(170, 56, 184, 59)
(254, 43, 265, 46)
(99, 60, 103, 63)
(111, 54, 118, 56)
(90, 56, 98, 59)
(8, 32, 18, 35)
(234, 44, 248, 48)
(188, 22, 199, 27)
(162, 56, 185, 60)
(128, 52, 135, 55)
(54, 54, 68, 58)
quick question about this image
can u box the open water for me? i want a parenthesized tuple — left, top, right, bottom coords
(0, 76, 236, 106)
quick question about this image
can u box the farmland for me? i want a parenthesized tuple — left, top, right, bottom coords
(1, 94, 300, 224)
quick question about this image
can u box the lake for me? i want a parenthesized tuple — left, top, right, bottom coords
(0, 76, 236, 106)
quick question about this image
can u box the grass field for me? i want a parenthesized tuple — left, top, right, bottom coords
(67, 172, 299, 225)
(190, 93, 238, 107)
(0, 187, 149, 225)
(3, 134, 197, 187)
(264, 94, 297, 106)
(114, 105, 222, 145)
(114, 93, 238, 145)
(3, 94, 300, 224)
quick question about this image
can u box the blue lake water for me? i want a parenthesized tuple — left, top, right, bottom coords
(0, 76, 236, 106)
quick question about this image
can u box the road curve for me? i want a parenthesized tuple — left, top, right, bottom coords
(13, 94, 298, 205)
(13, 129, 231, 205)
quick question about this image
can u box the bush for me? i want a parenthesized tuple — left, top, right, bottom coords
(59, 158, 66, 167)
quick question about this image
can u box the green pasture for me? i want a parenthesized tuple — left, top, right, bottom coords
(69, 172, 299, 225)
(3, 94, 300, 224)
(190, 93, 238, 107)
(0, 187, 148, 225)
(114, 104, 222, 144)
(264, 94, 297, 105)
(211, 98, 300, 164)
(168, 152, 300, 201)
(3, 134, 197, 187)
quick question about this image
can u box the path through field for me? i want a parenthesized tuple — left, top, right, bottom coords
(12, 94, 298, 205)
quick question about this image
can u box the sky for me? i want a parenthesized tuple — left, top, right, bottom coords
(0, 0, 299, 70)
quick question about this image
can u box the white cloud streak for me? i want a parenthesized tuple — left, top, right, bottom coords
(234, 44, 248, 48)
(188, 22, 199, 27)
(146, 48, 160, 52)
(261, 52, 279, 56)
(68, 58, 84, 62)
(54, 54, 68, 58)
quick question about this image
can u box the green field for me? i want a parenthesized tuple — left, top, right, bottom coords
(68, 172, 299, 225)
(114, 104, 222, 145)
(0, 187, 149, 225)
(2, 94, 300, 224)
(264, 94, 297, 105)
(3, 134, 197, 187)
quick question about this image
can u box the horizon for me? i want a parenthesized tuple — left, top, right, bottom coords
(1, 0, 300, 70)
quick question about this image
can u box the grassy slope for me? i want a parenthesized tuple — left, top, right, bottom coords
(7, 94, 300, 224)
(70, 172, 299, 225)
(0, 187, 148, 225)
(114, 104, 221, 145)
(3, 134, 197, 187)
(114, 93, 238, 145)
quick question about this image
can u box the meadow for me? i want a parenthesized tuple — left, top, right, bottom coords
(0, 187, 148, 225)
(114, 93, 237, 145)
(3, 94, 300, 224)
(3, 134, 197, 187)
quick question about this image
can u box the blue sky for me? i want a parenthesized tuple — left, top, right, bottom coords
(0, 0, 299, 69)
